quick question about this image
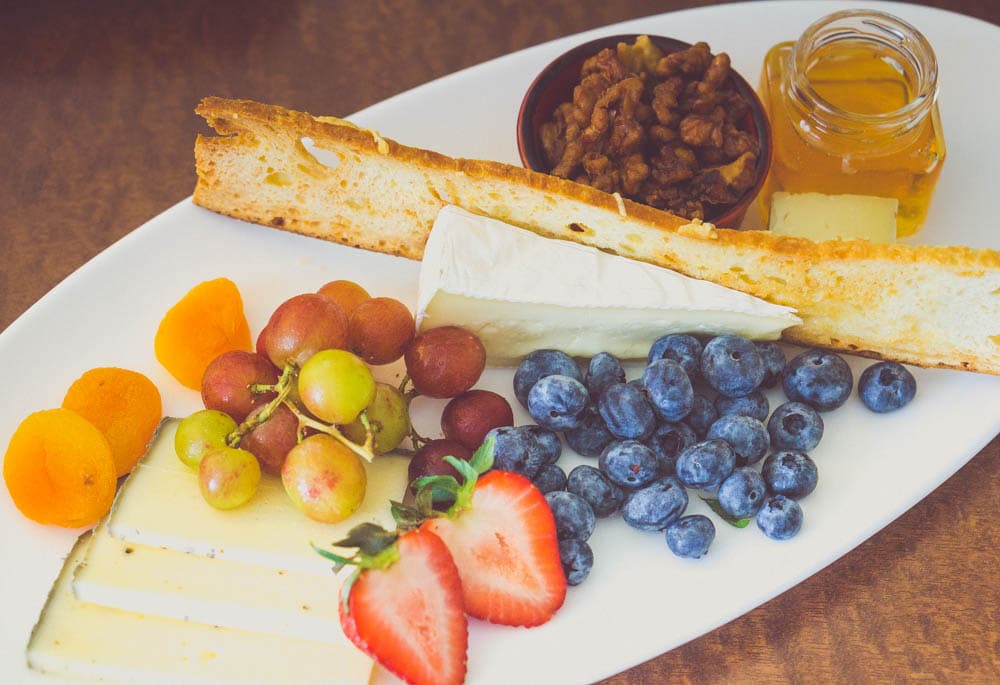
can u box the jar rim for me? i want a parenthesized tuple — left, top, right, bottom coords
(788, 9, 939, 131)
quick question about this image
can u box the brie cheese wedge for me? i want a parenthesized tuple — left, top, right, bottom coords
(416, 206, 801, 364)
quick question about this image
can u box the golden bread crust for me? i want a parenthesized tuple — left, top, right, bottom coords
(193, 97, 1000, 374)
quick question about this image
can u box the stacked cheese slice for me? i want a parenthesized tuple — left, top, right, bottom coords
(27, 419, 411, 684)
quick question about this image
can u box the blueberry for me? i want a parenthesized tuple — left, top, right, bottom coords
(706, 414, 770, 466)
(756, 341, 787, 389)
(488, 425, 561, 479)
(621, 476, 689, 531)
(585, 352, 626, 399)
(665, 514, 715, 559)
(564, 405, 615, 458)
(532, 463, 567, 494)
(782, 349, 853, 411)
(644, 421, 697, 476)
(527, 374, 589, 431)
(648, 334, 702, 379)
(683, 392, 718, 438)
(756, 494, 804, 540)
(717, 467, 767, 518)
(567, 464, 624, 517)
(701, 335, 765, 398)
(715, 390, 769, 422)
(858, 361, 916, 413)
(767, 401, 824, 452)
(513, 349, 582, 408)
(597, 382, 656, 440)
(558, 538, 594, 586)
(762, 451, 818, 499)
(599, 440, 659, 490)
(545, 491, 596, 541)
(675, 439, 736, 491)
(643, 359, 694, 421)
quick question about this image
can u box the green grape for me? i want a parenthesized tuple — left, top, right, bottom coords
(281, 434, 367, 523)
(297, 349, 376, 424)
(342, 382, 411, 453)
(175, 409, 238, 469)
(198, 446, 261, 510)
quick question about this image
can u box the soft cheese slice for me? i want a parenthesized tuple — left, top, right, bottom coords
(28, 532, 373, 685)
(74, 521, 345, 644)
(107, 419, 410, 576)
(416, 206, 801, 364)
(769, 191, 898, 243)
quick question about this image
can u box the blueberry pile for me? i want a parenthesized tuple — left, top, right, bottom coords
(493, 337, 917, 584)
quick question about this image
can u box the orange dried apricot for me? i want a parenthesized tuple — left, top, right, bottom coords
(3, 408, 117, 528)
(154, 277, 252, 390)
(62, 367, 162, 477)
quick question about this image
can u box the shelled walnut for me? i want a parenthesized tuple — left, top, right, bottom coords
(539, 36, 760, 221)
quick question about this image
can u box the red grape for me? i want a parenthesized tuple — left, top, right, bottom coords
(241, 403, 299, 475)
(348, 297, 415, 365)
(407, 438, 473, 490)
(258, 293, 349, 368)
(281, 434, 367, 523)
(404, 326, 486, 398)
(200, 350, 278, 422)
(198, 446, 261, 510)
(317, 280, 370, 317)
(441, 389, 514, 450)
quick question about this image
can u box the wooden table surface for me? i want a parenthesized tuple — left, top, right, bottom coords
(2, 1, 998, 683)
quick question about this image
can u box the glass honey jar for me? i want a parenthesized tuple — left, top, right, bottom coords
(758, 10, 946, 237)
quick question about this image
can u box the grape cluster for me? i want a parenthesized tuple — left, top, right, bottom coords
(174, 279, 510, 522)
(508, 335, 917, 576)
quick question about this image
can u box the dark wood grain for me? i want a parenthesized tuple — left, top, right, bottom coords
(1, 1, 998, 683)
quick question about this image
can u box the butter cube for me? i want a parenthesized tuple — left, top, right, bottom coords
(769, 192, 898, 243)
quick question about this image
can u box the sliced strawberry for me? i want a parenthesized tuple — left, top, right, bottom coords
(423, 469, 566, 627)
(321, 527, 468, 685)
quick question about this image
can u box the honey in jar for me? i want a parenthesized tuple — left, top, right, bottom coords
(758, 10, 946, 237)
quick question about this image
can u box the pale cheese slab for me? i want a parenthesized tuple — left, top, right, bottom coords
(28, 532, 373, 685)
(74, 520, 346, 644)
(769, 191, 898, 243)
(107, 419, 410, 576)
(416, 206, 801, 364)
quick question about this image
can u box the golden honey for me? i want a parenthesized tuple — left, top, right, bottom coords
(758, 10, 946, 237)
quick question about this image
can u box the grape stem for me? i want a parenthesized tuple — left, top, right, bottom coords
(284, 401, 377, 463)
(226, 363, 296, 447)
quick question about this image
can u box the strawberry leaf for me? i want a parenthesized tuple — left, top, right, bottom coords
(469, 435, 495, 474)
(332, 522, 400, 556)
(391, 500, 432, 529)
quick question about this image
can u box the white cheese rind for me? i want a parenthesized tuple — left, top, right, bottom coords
(28, 533, 373, 685)
(416, 206, 801, 364)
(106, 419, 409, 576)
(769, 191, 898, 243)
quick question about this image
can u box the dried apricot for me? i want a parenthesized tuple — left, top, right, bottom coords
(155, 278, 252, 390)
(62, 367, 163, 477)
(3, 408, 117, 528)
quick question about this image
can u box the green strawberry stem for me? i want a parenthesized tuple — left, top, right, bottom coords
(312, 522, 402, 614)
(411, 436, 495, 518)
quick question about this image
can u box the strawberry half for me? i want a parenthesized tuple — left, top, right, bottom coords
(316, 524, 468, 685)
(404, 438, 567, 627)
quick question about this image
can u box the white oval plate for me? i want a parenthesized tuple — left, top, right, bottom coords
(2, 2, 998, 684)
